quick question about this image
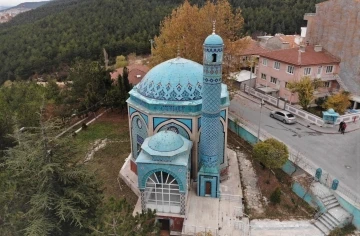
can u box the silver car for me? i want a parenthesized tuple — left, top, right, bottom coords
(270, 110, 296, 124)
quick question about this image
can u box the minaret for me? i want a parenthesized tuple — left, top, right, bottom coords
(197, 22, 224, 198)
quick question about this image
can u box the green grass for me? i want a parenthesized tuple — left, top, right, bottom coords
(74, 121, 129, 157)
(73, 117, 136, 204)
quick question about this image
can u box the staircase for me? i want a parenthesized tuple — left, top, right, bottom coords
(334, 74, 349, 91)
(314, 211, 341, 235)
(313, 194, 352, 235)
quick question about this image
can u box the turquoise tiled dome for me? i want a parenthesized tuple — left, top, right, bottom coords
(136, 58, 203, 101)
(148, 130, 184, 152)
(204, 33, 223, 45)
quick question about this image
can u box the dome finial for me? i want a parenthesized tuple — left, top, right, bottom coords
(177, 44, 180, 58)
(212, 20, 216, 34)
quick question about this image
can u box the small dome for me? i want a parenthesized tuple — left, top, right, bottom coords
(136, 58, 203, 101)
(328, 108, 335, 113)
(204, 33, 223, 45)
(148, 130, 184, 152)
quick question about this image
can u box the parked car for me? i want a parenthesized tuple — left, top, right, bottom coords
(270, 110, 296, 124)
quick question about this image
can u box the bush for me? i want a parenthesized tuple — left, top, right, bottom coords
(270, 187, 281, 204)
(329, 223, 356, 236)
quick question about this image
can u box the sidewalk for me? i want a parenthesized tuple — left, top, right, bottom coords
(235, 91, 360, 134)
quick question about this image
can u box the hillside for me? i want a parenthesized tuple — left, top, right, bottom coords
(0, 0, 326, 84)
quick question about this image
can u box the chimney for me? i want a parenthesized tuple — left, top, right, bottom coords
(314, 45, 322, 52)
(281, 42, 290, 49)
(299, 45, 306, 53)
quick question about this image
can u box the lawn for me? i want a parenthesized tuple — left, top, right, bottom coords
(73, 111, 137, 206)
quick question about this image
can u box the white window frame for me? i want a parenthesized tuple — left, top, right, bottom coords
(304, 67, 311, 75)
(261, 73, 267, 80)
(287, 65, 295, 74)
(325, 65, 334, 74)
(144, 171, 181, 214)
(274, 61, 280, 70)
(270, 76, 277, 84)
(262, 58, 268, 66)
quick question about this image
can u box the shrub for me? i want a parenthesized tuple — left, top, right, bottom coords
(270, 187, 281, 204)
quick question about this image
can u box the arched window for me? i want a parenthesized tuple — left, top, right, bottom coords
(144, 171, 181, 213)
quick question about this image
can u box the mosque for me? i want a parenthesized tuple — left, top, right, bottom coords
(123, 27, 230, 233)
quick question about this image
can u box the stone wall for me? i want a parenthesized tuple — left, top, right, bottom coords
(305, 0, 360, 95)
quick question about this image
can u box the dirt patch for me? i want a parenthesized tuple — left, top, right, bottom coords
(227, 130, 315, 220)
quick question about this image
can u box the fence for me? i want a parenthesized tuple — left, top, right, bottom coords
(228, 112, 360, 205)
(243, 84, 360, 127)
(285, 103, 325, 126)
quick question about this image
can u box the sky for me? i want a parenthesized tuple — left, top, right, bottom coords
(0, 0, 48, 7)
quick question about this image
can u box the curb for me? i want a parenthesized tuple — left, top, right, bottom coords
(234, 93, 360, 135)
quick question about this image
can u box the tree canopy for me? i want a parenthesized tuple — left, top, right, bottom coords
(0, 0, 325, 83)
(150, 0, 247, 67)
(287, 76, 322, 110)
(323, 91, 351, 115)
(253, 138, 289, 170)
(0, 119, 102, 235)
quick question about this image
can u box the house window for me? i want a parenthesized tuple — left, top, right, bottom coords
(304, 67, 311, 75)
(262, 58, 268, 66)
(261, 73, 267, 80)
(324, 81, 331, 88)
(274, 61, 280, 70)
(325, 65, 333, 73)
(270, 77, 277, 84)
(287, 65, 295, 74)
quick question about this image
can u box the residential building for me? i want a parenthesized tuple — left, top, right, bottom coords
(110, 64, 149, 85)
(258, 33, 301, 50)
(304, 0, 360, 109)
(256, 45, 340, 103)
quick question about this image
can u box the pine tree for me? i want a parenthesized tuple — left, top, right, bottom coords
(91, 198, 159, 236)
(123, 66, 132, 93)
(0, 117, 102, 236)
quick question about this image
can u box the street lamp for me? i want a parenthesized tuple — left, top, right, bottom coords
(257, 99, 265, 143)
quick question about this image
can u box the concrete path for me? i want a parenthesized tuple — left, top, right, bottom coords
(250, 219, 323, 236)
(229, 93, 360, 199)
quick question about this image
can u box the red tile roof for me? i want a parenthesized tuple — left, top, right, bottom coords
(240, 39, 269, 56)
(259, 46, 340, 66)
(110, 64, 149, 85)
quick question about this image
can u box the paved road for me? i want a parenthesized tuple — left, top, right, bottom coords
(229, 96, 360, 195)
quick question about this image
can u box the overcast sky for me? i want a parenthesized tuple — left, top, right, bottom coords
(0, 0, 48, 6)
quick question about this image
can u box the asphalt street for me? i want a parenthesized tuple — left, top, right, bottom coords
(229, 96, 360, 196)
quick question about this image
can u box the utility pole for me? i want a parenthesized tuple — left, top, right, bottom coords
(257, 99, 265, 143)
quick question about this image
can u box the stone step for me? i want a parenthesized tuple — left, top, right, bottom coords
(314, 221, 330, 235)
(322, 212, 340, 227)
(324, 198, 338, 206)
(318, 216, 336, 231)
(326, 202, 340, 210)
(320, 195, 336, 202)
